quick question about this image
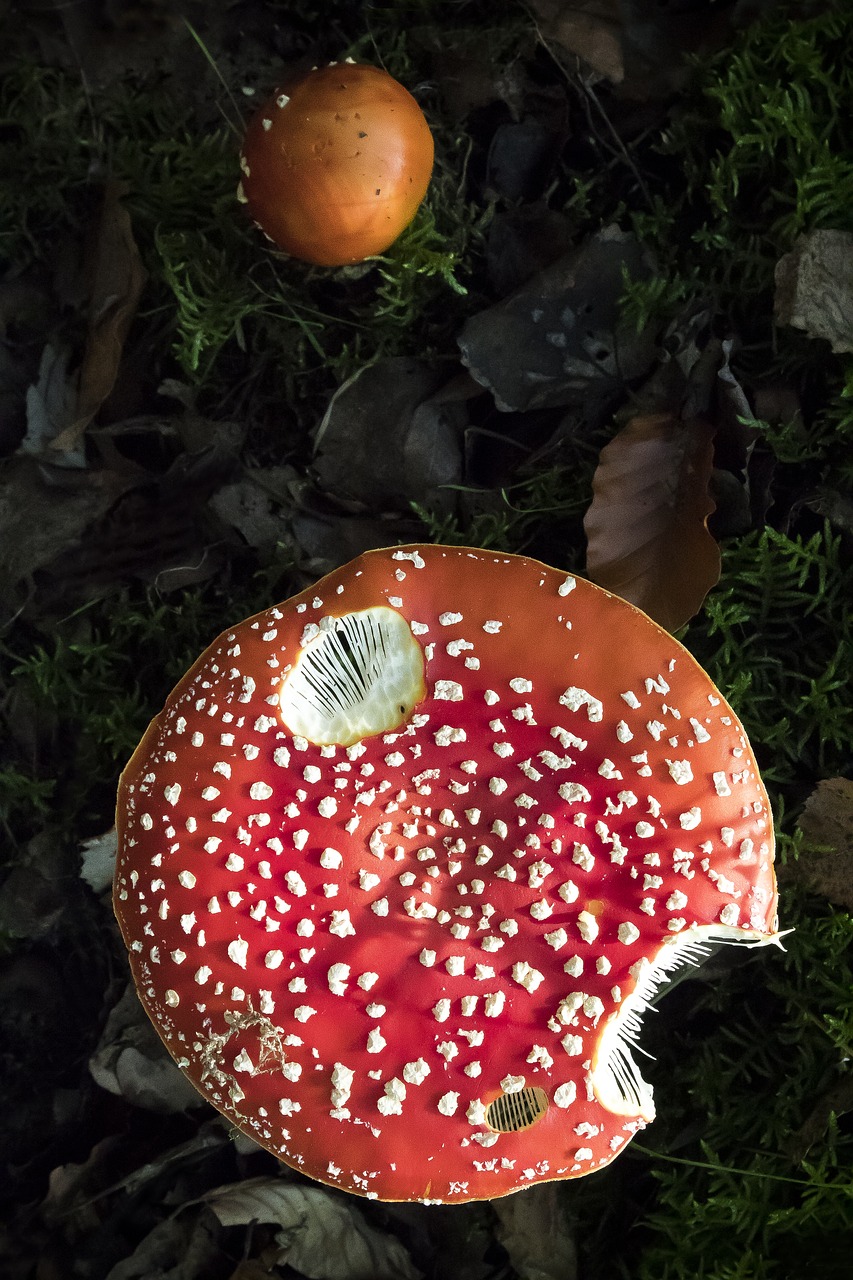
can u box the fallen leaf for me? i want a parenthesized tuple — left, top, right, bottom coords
(51, 182, 148, 452)
(531, 0, 625, 83)
(102, 1207, 223, 1280)
(584, 412, 719, 631)
(90, 985, 208, 1114)
(208, 467, 297, 557)
(794, 778, 853, 910)
(0, 456, 128, 623)
(206, 1178, 421, 1280)
(23, 343, 81, 457)
(458, 226, 657, 416)
(531, 0, 736, 98)
(774, 230, 853, 354)
(79, 828, 118, 895)
(492, 1182, 578, 1280)
(314, 357, 465, 511)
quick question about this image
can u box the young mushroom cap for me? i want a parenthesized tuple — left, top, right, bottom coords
(238, 62, 434, 267)
(114, 545, 780, 1204)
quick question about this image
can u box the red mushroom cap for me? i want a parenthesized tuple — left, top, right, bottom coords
(114, 545, 779, 1203)
(238, 61, 434, 267)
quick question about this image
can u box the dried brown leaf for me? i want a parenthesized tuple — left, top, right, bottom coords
(774, 230, 853, 354)
(584, 412, 720, 632)
(795, 778, 853, 910)
(531, 0, 625, 82)
(51, 182, 147, 452)
(492, 1182, 577, 1280)
(531, 0, 735, 99)
(206, 1179, 421, 1280)
(313, 357, 465, 510)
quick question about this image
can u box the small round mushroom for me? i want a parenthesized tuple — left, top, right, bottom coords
(114, 545, 780, 1203)
(238, 61, 434, 266)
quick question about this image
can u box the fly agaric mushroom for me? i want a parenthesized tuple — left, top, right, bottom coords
(238, 60, 434, 266)
(114, 545, 780, 1204)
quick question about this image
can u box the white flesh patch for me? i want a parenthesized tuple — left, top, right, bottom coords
(590, 925, 784, 1123)
(278, 607, 426, 746)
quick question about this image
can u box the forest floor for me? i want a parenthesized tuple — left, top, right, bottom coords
(1, 1, 852, 1278)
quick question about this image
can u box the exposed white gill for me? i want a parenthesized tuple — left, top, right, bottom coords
(589, 925, 787, 1123)
(278, 607, 426, 746)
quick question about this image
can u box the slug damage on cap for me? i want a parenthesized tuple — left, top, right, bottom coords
(114, 545, 781, 1204)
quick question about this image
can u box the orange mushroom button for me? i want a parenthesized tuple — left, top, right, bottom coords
(238, 61, 435, 266)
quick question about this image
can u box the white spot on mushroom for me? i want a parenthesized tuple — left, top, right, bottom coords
(433, 999, 451, 1022)
(403, 1058, 430, 1084)
(667, 760, 693, 785)
(327, 963, 350, 995)
(577, 911, 599, 943)
(484, 991, 506, 1017)
(286, 871, 307, 896)
(554, 1081, 577, 1107)
(512, 961, 545, 992)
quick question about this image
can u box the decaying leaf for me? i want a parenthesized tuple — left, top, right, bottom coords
(23, 343, 80, 456)
(492, 1182, 578, 1280)
(584, 412, 719, 631)
(51, 181, 148, 452)
(79, 828, 118, 895)
(531, 0, 625, 82)
(794, 778, 853, 911)
(774, 230, 853, 354)
(458, 227, 657, 416)
(90, 985, 208, 1114)
(206, 1178, 421, 1280)
(530, 0, 734, 97)
(314, 357, 465, 511)
(103, 1207, 223, 1280)
(0, 456, 129, 622)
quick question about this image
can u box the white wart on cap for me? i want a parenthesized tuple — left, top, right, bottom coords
(114, 544, 780, 1203)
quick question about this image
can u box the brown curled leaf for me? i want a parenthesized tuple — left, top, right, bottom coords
(51, 181, 148, 452)
(584, 412, 720, 632)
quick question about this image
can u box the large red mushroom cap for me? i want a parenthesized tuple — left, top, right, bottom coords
(114, 545, 780, 1203)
